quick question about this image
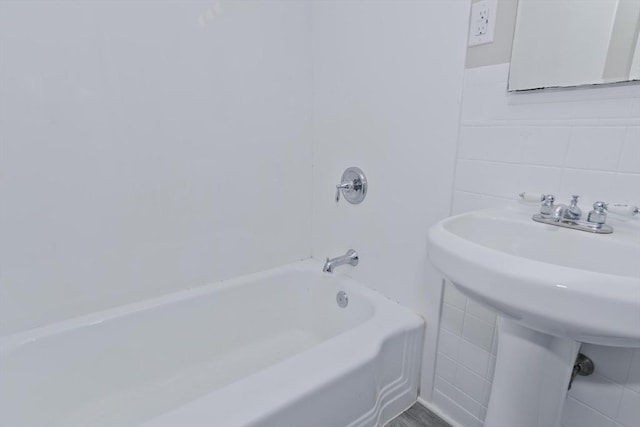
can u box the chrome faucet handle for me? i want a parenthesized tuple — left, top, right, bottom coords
(587, 201, 608, 225)
(335, 181, 353, 202)
(540, 194, 555, 215)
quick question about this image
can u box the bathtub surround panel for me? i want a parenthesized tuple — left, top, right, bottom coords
(0, 260, 424, 427)
(0, 1, 313, 335)
(310, 0, 470, 400)
(432, 63, 640, 427)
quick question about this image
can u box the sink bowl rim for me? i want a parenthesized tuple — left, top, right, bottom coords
(427, 206, 640, 347)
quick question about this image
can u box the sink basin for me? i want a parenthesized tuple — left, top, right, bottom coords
(427, 205, 640, 427)
(428, 205, 640, 347)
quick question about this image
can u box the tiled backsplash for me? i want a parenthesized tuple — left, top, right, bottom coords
(432, 63, 640, 427)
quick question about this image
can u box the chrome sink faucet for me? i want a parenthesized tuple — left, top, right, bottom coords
(530, 193, 613, 234)
(551, 195, 582, 221)
(322, 249, 359, 273)
(521, 191, 638, 234)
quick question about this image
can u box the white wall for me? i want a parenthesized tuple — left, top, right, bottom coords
(0, 0, 313, 335)
(311, 0, 470, 401)
(432, 63, 640, 427)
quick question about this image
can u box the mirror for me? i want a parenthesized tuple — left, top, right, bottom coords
(509, 0, 640, 91)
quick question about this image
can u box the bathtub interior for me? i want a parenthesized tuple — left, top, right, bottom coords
(0, 270, 376, 426)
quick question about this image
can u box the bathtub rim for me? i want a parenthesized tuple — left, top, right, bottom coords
(0, 258, 422, 353)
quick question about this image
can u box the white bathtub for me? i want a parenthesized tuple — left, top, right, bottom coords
(0, 260, 424, 427)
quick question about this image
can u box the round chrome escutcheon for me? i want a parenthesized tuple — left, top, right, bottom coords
(340, 167, 367, 204)
(336, 291, 349, 308)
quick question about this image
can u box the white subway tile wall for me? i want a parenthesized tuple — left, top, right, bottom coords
(436, 282, 498, 425)
(433, 64, 640, 427)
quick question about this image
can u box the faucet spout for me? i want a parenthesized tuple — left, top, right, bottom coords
(322, 249, 359, 273)
(551, 204, 568, 221)
(551, 201, 582, 222)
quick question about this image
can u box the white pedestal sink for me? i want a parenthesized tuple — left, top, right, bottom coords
(427, 205, 640, 427)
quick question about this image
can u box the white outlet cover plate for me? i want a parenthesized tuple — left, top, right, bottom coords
(468, 0, 497, 47)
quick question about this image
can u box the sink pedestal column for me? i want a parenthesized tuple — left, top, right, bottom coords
(484, 317, 580, 427)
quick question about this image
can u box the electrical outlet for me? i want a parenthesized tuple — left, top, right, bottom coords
(468, 0, 497, 46)
(479, 7, 489, 21)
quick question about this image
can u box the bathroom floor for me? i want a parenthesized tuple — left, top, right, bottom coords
(387, 403, 451, 427)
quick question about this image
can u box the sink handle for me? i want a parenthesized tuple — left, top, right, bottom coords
(587, 201, 607, 225)
(540, 194, 555, 215)
(519, 192, 544, 203)
(607, 203, 639, 218)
